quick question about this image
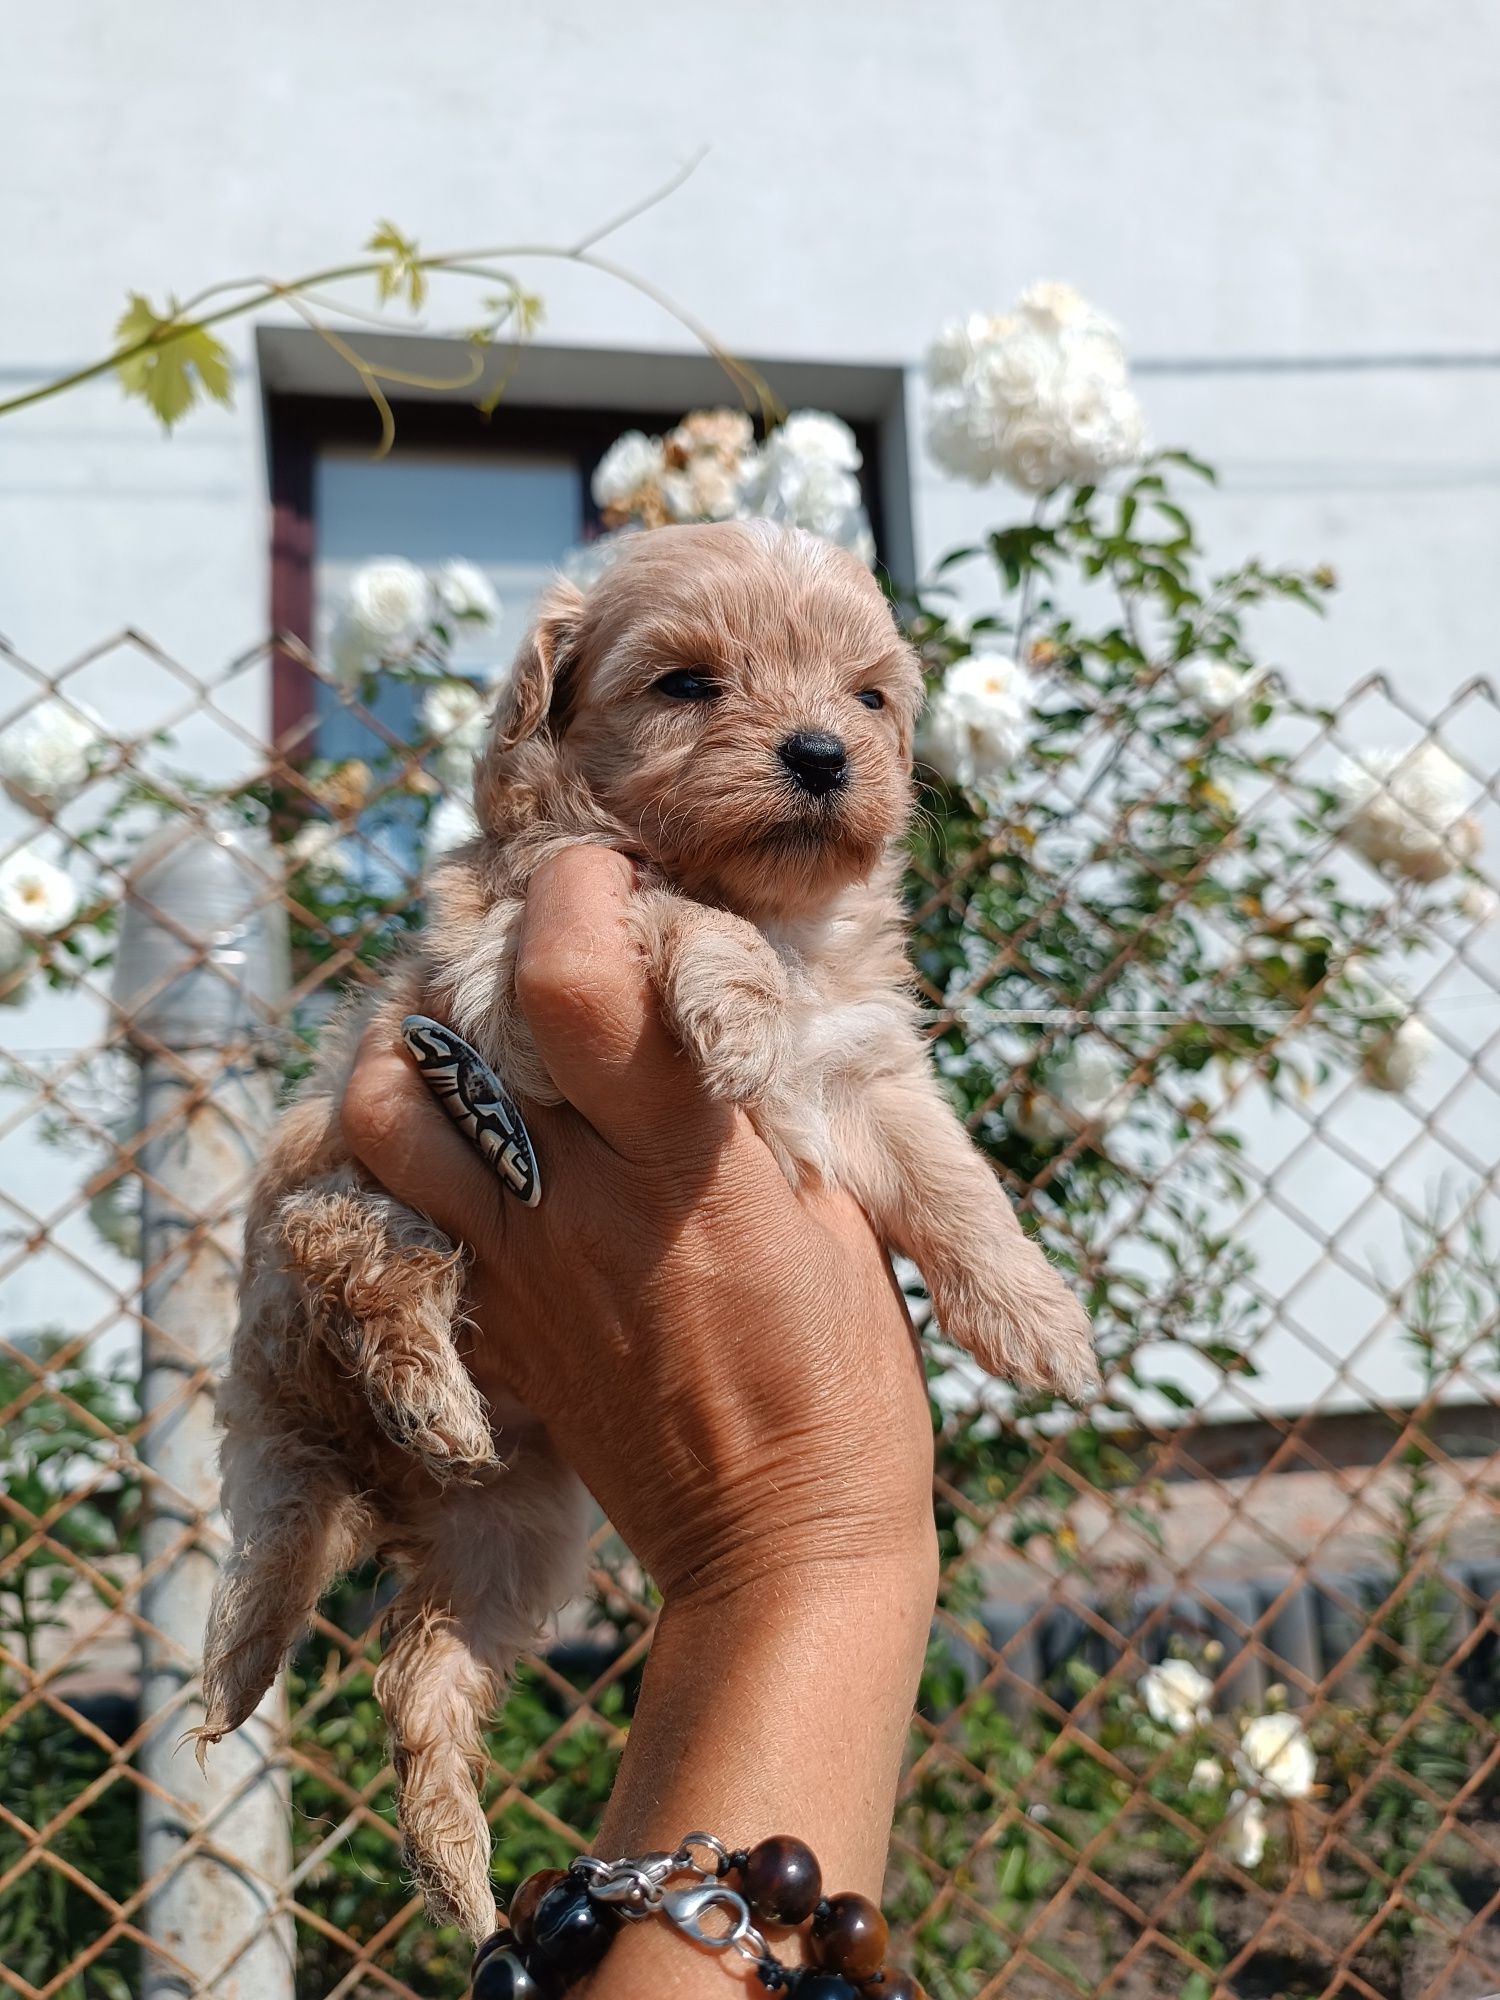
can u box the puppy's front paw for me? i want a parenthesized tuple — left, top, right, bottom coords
(638, 903, 791, 1104)
(931, 1251, 1099, 1403)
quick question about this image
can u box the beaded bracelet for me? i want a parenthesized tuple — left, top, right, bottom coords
(471, 1831, 923, 1998)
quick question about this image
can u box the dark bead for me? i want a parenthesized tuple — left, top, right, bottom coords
(529, 1878, 617, 1977)
(810, 1894, 889, 1980)
(795, 1978, 862, 2000)
(472, 1927, 517, 1974)
(860, 1972, 924, 2000)
(508, 1869, 565, 1948)
(471, 1946, 547, 2000)
(738, 1835, 823, 1927)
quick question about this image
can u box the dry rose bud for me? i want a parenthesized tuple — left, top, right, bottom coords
(318, 759, 374, 821)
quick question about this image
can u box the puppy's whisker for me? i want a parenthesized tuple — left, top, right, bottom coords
(906, 792, 943, 853)
(646, 776, 710, 858)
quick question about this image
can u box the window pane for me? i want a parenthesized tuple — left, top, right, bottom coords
(314, 447, 583, 678)
(310, 448, 583, 879)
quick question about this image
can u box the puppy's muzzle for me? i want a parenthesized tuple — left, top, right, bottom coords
(778, 731, 848, 799)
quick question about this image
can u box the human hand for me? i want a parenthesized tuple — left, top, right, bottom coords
(341, 845, 936, 1610)
(344, 849, 940, 1970)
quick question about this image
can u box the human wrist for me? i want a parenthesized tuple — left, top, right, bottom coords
(559, 1560, 933, 1999)
(596, 1538, 937, 1881)
(660, 1522, 939, 1627)
(494, 1834, 919, 2000)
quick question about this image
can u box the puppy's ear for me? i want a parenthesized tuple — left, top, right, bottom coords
(498, 578, 586, 748)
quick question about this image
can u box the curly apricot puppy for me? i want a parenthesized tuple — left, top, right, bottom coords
(200, 521, 1096, 1939)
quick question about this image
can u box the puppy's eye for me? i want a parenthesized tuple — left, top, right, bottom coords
(654, 669, 719, 702)
(856, 689, 885, 711)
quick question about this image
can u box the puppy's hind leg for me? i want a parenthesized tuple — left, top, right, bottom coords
(281, 1181, 498, 1483)
(199, 1430, 365, 1753)
(377, 1451, 590, 1941)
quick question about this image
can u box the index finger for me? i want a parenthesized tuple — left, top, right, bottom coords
(515, 846, 720, 1158)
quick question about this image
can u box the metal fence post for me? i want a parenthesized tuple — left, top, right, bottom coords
(115, 821, 295, 2000)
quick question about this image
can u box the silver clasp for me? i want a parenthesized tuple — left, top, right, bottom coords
(583, 1851, 676, 1912)
(677, 1831, 732, 1873)
(661, 1882, 753, 1950)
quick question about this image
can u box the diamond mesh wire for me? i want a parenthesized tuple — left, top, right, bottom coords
(0, 633, 1496, 2000)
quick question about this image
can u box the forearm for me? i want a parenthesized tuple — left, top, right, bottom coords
(583, 1544, 937, 1995)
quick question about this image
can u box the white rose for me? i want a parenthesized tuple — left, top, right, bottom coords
(1008, 1039, 1130, 1146)
(927, 313, 1003, 389)
(0, 913, 32, 1005)
(591, 430, 666, 511)
(1176, 661, 1267, 729)
(1019, 280, 1115, 339)
(1338, 744, 1481, 882)
(768, 410, 862, 471)
(0, 847, 80, 935)
(331, 557, 430, 686)
(919, 654, 1036, 793)
(426, 793, 480, 863)
(433, 559, 501, 626)
(1221, 1791, 1268, 1869)
(421, 678, 490, 752)
(0, 699, 104, 814)
(924, 384, 1006, 484)
(1362, 1011, 1434, 1094)
(1236, 1712, 1316, 1800)
(343, 558, 430, 645)
(1000, 404, 1075, 494)
(924, 284, 1148, 493)
(1139, 1660, 1214, 1735)
(422, 677, 492, 789)
(1190, 1756, 1225, 1792)
(1458, 880, 1499, 925)
(768, 457, 863, 539)
(744, 413, 869, 548)
(973, 325, 1056, 412)
(1056, 371, 1149, 480)
(288, 820, 353, 882)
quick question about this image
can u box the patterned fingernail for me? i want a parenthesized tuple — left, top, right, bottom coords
(400, 1015, 541, 1208)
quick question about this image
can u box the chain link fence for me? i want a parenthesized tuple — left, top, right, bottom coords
(1, 623, 1497, 2000)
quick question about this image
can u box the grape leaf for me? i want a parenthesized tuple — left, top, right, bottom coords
(113, 294, 234, 429)
(367, 219, 427, 312)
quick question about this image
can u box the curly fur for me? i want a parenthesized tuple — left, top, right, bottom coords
(200, 520, 1097, 1940)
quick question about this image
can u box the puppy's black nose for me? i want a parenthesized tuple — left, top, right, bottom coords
(778, 731, 848, 797)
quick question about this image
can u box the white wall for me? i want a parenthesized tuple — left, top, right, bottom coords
(2, 1, 1498, 1415)
(5, 0, 1500, 669)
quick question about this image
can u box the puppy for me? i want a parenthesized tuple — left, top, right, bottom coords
(199, 520, 1096, 1939)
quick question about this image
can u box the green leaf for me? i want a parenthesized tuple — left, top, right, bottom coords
(1152, 1380, 1195, 1409)
(367, 219, 428, 312)
(1159, 447, 1217, 484)
(113, 294, 234, 430)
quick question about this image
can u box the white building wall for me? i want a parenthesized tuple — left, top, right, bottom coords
(2, 0, 1498, 1415)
